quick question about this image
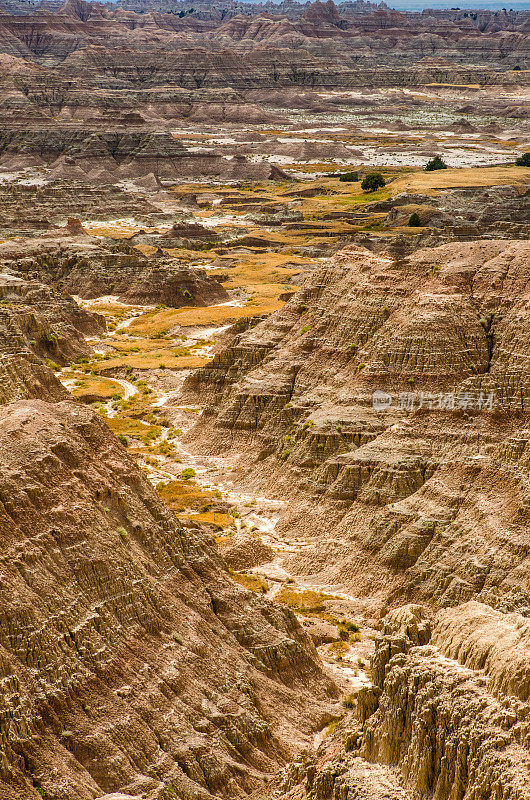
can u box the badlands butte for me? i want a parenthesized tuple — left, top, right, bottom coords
(0, 0, 529, 799)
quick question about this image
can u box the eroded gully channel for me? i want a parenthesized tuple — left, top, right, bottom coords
(62, 297, 376, 751)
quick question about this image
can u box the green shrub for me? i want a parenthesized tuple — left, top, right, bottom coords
(425, 155, 448, 172)
(408, 212, 422, 227)
(515, 152, 530, 167)
(361, 172, 386, 192)
(339, 171, 358, 182)
(340, 620, 360, 633)
(118, 434, 128, 447)
(180, 468, 196, 480)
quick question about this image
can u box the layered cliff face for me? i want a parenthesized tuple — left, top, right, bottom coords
(0, 270, 105, 402)
(0, 1, 528, 796)
(0, 271, 104, 355)
(0, 208, 339, 800)
(363, 605, 530, 800)
(0, 399, 337, 800)
(0, 181, 163, 233)
(186, 239, 530, 614)
(0, 239, 229, 307)
(0, 128, 287, 181)
(279, 602, 530, 800)
(0, 0, 528, 91)
(0, 309, 67, 404)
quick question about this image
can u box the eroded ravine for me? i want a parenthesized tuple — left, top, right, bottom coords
(62, 296, 375, 716)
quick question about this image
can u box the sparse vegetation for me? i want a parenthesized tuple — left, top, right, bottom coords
(339, 171, 359, 182)
(339, 620, 360, 633)
(156, 479, 219, 511)
(229, 570, 269, 593)
(275, 587, 333, 613)
(425, 155, 448, 172)
(515, 152, 530, 167)
(361, 172, 386, 192)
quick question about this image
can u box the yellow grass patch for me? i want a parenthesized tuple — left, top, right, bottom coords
(71, 377, 124, 401)
(215, 252, 305, 282)
(329, 640, 350, 657)
(78, 300, 131, 317)
(108, 339, 194, 353)
(425, 82, 481, 89)
(177, 510, 234, 528)
(282, 162, 346, 173)
(214, 533, 233, 544)
(95, 353, 210, 371)
(128, 300, 284, 336)
(156, 479, 219, 511)
(106, 417, 161, 439)
(391, 165, 530, 195)
(81, 223, 157, 238)
(229, 570, 269, 593)
(275, 587, 334, 613)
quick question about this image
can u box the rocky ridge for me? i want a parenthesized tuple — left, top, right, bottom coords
(0, 237, 230, 307)
(277, 602, 530, 800)
(0, 269, 105, 402)
(185, 238, 530, 616)
(0, 398, 337, 800)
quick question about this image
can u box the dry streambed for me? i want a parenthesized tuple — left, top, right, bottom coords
(61, 290, 375, 726)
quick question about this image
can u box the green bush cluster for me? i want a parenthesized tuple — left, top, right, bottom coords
(425, 155, 447, 172)
(515, 152, 530, 167)
(361, 172, 385, 192)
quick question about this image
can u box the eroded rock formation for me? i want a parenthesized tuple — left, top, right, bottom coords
(0, 399, 337, 799)
(279, 602, 530, 799)
(186, 239, 530, 615)
(0, 239, 229, 307)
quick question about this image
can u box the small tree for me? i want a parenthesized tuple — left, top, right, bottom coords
(408, 212, 422, 227)
(339, 171, 358, 182)
(425, 156, 448, 172)
(515, 152, 530, 167)
(361, 172, 386, 192)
